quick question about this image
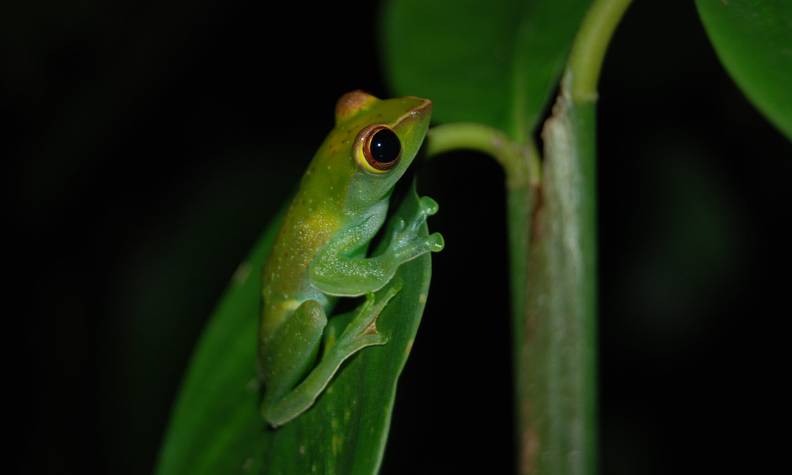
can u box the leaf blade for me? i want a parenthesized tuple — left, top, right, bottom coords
(154, 182, 433, 475)
(382, 0, 592, 139)
(697, 0, 792, 141)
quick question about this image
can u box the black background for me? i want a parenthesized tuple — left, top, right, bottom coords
(8, 1, 791, 474)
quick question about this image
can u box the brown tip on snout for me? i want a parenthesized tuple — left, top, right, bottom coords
(414, 98, 432, 115)
(403, 96, 432, 119)
(335, 90, 379, 123)
(393, 97, 432, 128)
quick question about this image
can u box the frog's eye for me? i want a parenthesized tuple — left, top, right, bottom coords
(355, 125, 401, 174)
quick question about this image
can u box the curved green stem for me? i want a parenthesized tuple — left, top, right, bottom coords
(424, 121, 538, 475)
(567, 0, 633, 102)
(426, 123, 539, 188)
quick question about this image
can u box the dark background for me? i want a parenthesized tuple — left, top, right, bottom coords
(9, 0, 790, 474)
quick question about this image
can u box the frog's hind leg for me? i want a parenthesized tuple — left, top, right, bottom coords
(260, 285, 401, 428)
(259, 300, 327, 419)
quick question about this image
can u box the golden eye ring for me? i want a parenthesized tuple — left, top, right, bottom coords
(354, 124, 401, 174)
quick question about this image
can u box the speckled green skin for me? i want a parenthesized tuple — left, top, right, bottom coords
(258, 92, 443, 427)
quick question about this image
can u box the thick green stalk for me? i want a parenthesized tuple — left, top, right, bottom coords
(521, 0, 631, 473)
(426, 1, 630, 474)
(521, 83, 598, 475)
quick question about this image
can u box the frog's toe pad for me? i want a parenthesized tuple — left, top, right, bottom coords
(418, 196, 439, 216)
(426, 232, 445, 252)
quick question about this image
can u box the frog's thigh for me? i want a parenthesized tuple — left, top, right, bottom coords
(260, 300, 327, 401)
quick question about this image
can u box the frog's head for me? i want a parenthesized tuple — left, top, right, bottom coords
(321, 90, 431, 212)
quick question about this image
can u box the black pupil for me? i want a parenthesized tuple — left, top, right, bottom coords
(370, 128, 401, 164)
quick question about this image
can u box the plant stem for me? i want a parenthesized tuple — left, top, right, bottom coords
(518, 1, 632, 474)
(567, 0, 633, 103)
(426, 122, 540, 475)
(427, 123, 538, 188)
(424, 2, 631, 474)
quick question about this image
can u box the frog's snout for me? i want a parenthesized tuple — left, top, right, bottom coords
(409, 98, 432, 117)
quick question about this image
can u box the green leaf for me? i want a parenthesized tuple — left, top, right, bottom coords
(696, 0, 792, 141)
(155, 181, 433, 475)
(382, 0, 592, 140)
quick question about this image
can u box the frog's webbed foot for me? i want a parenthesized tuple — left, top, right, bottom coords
(388, 196, 444, 262)
(337, 281, 402, 347)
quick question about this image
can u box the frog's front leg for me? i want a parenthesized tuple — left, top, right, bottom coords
(260, 287, 400, 427)
(262, 196, 442, 427)
(310, 196, 444, 297)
